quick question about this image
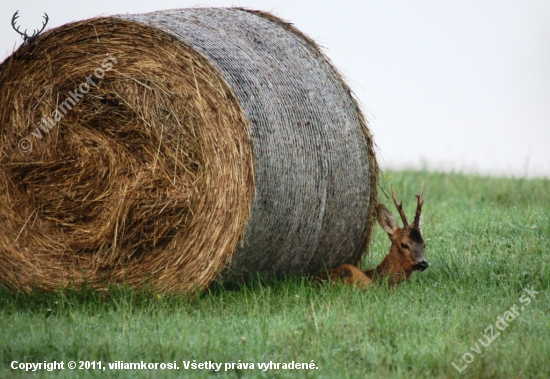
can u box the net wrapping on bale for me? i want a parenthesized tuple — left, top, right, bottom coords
(0, 8, 378, 292)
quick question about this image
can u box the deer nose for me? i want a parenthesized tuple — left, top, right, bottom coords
(413, 261, 429, 272)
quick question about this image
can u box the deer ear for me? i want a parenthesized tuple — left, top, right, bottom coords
(377, 204, 398, 235)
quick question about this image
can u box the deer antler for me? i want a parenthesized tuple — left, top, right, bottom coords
(31, 13, 49, 41)
(391, 186, 409, 227)
(11, 11, 49, 43)
(412, 185, 424, 230)
(11, 11, 27, 40)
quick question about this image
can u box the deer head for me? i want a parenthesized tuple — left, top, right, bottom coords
(11, 11, 49, 44)
(370, 187, 427, 286)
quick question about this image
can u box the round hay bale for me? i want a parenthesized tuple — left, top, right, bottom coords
(0, 8, 378, 292)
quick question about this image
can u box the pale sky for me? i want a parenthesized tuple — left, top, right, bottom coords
(1, 0, 549, 178)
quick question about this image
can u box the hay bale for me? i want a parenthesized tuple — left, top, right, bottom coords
(0, 8, 378, 292)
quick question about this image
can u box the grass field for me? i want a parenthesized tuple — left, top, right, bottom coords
(1, 170, 549, 378)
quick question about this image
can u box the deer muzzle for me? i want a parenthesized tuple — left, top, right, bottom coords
(412, 260, 429, 272)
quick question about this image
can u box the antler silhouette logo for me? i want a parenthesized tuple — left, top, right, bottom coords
(11, 11, 49, 43)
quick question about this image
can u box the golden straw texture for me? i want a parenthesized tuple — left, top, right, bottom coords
(0, 8, 377, 292)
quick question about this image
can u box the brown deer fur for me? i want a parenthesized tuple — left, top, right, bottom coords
(316, 187, 428, 288)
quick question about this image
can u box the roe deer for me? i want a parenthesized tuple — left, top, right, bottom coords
(316, 187, 428, 288)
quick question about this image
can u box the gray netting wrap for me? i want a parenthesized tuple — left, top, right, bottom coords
(0, 7, 378, 292)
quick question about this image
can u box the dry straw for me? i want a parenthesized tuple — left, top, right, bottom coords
(0, 8, 378, 293)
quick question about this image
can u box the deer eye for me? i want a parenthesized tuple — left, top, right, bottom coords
(400, 243, 409, 249)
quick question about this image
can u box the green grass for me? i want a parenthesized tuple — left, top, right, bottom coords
(1, 170, 549, 378)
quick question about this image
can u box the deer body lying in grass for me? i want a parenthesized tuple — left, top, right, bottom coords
(316, 188, 428, 288)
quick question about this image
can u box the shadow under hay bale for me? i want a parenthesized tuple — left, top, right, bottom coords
(0, 8, 378, 292)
